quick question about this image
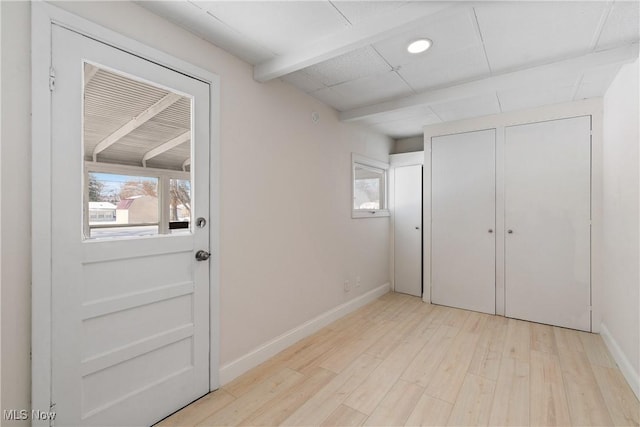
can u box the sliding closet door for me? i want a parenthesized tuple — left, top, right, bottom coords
(505, 116, 591, 331)
(431, 130, 496, 314)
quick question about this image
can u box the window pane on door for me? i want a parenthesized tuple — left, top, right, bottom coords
(169, 179, 191, 234)
(87, 172, 159, 239)
(83, 63, 192, 240)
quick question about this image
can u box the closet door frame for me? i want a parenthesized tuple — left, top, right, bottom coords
(422, 98, 603, 332)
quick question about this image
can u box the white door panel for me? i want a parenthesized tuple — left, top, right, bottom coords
(505, 116, 591, 331)
(51, 25, 211, 425)
(431, 130, 496, 314)
(394, 165, 422, 297)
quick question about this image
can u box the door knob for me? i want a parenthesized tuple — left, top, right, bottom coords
(507, 229, 513, 234)
(415, 226, 420, 230)
(488, 229, 493, 233)
(195, 250, 211, 261)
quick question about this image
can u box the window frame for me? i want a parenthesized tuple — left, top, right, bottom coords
(351, 153, 390, 218)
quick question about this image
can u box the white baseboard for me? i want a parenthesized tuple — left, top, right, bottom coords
(219, 282, 390, 385)
(600, 323, 640, 400)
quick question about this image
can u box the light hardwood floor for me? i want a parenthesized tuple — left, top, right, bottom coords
(157, 293, 640, 426)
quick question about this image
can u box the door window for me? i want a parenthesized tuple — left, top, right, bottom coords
(83, 63, 192, 239)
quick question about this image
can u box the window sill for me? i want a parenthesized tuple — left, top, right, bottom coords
(352, 209, 390, 219)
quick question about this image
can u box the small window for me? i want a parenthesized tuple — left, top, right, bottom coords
(352, 153, 390, 218)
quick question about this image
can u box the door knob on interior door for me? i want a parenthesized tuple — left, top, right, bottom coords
(415, 226, 420, 230)
(195, 250, 211, 261)
(507, 229, 514, 234)
(488, 229, 493, 233)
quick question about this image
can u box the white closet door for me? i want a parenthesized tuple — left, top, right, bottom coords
(505, 116, 591, 331)
(431, 130, 496, 314)
(394, 164, 422, 297)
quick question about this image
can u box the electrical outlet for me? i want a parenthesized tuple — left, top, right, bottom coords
(344, 280, 351, 292)
(355, 276, 361, 288)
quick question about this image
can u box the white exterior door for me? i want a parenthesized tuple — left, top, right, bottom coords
(394, 165, 422, 297)
(431, 130, 496, 314)
(505, 116, 591, 331)
(50, 25, 211, 425)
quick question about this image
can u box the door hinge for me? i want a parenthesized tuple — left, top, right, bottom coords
(49, 67, 56, 91)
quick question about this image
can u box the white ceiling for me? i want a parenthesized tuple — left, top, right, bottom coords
(138, 0, 640, 139)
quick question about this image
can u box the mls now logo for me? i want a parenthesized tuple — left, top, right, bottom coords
(3, 409, 57, 421)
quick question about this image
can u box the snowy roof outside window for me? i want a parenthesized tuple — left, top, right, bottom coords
(88, 202, 117, 210)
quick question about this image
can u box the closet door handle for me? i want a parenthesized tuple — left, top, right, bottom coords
(488, 229, 493, 233)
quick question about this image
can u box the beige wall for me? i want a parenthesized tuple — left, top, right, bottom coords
(0, 0, 392, 418)
(0, 0, 3, 415)
(602, 58, 640, 397)
(1, 1, 31, 420)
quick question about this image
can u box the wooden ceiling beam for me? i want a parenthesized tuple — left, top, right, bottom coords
(142, 131, 191, 167)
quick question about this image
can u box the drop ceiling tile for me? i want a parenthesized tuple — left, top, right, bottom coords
(475, 2, 609, 72)
(498, 84, 577, 113)
(310, 71, 413, 111)
(431, 93, 501, 122)
(196, 1, 350, 54)
(330, 1, 408, 25)
(397, 46, 490, 92)
(304, 46, 392, 86)
(373, 7, 482, 68)
(280, 70, 326, 93)
(137, 1, 275, 64)
(309, 87, 353, 111)
(596, 1, 640, 50)
(573, 62, 623, 100)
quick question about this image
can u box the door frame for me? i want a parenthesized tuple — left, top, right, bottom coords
(31, 3, 221, 424)
(422, 99, 602, 327)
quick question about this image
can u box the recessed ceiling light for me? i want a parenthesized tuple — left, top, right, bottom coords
(407, 39, 432, 54)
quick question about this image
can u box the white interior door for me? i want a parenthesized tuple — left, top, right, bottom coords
(51, 25, 211, 425)
(505, 116, 591, 331)
(431, 130, 496, 314)
(394, 164, 422, 297)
